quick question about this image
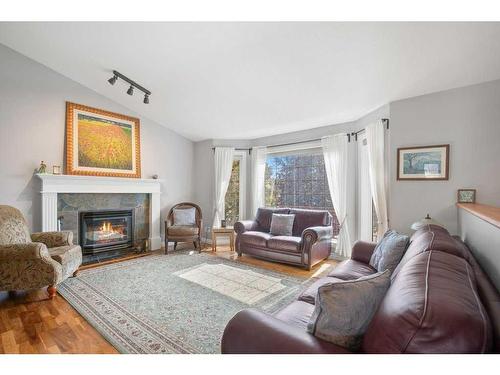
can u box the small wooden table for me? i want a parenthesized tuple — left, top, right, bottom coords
(211, 227, 235, 252)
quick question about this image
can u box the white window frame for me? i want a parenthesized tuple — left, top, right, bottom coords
(225, 150, 247, 222)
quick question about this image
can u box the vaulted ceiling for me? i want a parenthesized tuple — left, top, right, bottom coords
(1, 22, 500, 141)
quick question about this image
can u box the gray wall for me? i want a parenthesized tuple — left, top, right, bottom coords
(458, 208, 500, 291)
(0, 44, 194, 241)
(389, 80, 500, 234)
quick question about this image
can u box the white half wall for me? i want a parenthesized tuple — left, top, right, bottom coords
(0, 44, 194, 242)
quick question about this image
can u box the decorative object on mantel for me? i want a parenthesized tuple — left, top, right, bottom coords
(152, 174, 159, 179)
(410, 213, 444, 231)
(65, 102, 141, 178)
(36, 160, 47, 174)
(52, 165, 62, 175)
(221, 219, 227, 228)
(457, 189, 476, 203)
(397, 144, 449, 180)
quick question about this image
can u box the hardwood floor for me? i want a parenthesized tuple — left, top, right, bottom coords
(0, 243, 337, 354)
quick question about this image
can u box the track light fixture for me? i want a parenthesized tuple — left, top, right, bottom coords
(108, 75, 118, 85)
(107, 70, 151, 104)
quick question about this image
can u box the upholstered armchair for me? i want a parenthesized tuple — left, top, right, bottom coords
(0, 205, 82, 298)
(165, 202, 202, 254)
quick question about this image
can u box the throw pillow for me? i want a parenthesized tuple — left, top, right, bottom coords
(270, 214, 295, 236)
(307, 270, 391, 351)
(173, 207, 196, 226)
(369, 230, 409, 274)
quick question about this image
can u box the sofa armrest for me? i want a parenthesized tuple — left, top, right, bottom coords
(0, 242, 51, 261)
(351, 240, 377, 264)
(31, 231, 74, 247)
(302, 226, 333, 243)
(234, 220, 256, 234)
(221, 308, 351, 354)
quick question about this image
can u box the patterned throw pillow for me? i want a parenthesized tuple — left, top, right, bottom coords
(173, 208, 196, 226)
(369, 230, 409, 274)
(270, 214, 295, 236)
(307, 270, 391, 351)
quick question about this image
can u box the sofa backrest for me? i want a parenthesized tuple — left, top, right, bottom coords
(361, 225, 498, 353)
(254, 207, 290, 233)
(289, 208, 331, 237)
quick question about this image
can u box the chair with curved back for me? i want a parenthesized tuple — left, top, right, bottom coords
(165, 202, 202, 254)
(0, 205, 82, 299)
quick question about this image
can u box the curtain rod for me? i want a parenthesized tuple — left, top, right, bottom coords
(211, 118, 390, 151)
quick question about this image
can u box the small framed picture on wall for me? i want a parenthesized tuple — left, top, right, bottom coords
(397, 144, 450, 180)
(457, 189, 476, 203)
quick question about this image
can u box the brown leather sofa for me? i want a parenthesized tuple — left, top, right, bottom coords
(222, 225, 500, 354)
(234, 207, 333, 270)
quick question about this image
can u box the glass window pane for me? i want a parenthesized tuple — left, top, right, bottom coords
(224, 159, 240, 226)
(264, 150, 339, 236)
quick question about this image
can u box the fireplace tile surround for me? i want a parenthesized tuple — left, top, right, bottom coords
(36, 174, 161, 251)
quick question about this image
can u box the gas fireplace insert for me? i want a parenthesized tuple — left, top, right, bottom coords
(79, 209, 134, 254)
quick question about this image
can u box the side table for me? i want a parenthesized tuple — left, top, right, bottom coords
(211, 227, 235, 252)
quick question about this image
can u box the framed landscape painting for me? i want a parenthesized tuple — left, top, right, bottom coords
(65, 102, 141, 178)
(397, 144, 449, 180)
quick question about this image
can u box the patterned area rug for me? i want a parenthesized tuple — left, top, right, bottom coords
(58, 251, 313, 353)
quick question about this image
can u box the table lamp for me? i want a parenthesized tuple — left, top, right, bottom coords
(411, 214, 444, 231)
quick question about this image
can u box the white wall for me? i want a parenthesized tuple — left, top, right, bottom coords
(0, 44, 194, 241)
(389, 80, 500, 234)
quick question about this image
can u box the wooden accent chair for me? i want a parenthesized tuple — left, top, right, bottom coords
(0, 205, 82, 299)
(164, 202, 202, 254)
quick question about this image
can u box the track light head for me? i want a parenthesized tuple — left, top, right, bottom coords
(108, 75, 118, 85)
(127, 85, 134, 96)
(143, 94, 149, 104)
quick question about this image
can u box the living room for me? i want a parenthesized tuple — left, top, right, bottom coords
(1, 1, 500, 372)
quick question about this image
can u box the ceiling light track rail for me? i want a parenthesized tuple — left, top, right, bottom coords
(108, 70, 151, 104)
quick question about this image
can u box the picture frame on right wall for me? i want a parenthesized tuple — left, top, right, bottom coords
(397, 144, 450, 180)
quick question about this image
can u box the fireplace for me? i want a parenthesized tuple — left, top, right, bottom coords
(79, 210, 134, 254)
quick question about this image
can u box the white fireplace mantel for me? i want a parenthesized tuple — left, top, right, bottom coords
(36, 174, 162, 250)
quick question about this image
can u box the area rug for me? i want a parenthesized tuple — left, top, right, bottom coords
(58, 251, 314, 354)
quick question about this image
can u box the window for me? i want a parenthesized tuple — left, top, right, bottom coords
(224, 151, 247, 226)
(264, 148, 340, 236)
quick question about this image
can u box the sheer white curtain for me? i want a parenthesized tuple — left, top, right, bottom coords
(213, 147, 235, 227)
(251, 146, 267, 216)
(322, 134, 352, 257)
(365, 120, 389, 238)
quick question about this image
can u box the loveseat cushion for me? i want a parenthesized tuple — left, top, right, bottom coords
(289, 209, 330, 237)
(239, 231, 273, 247)
(328, 259, 377, 280)
(362, 250, 493, 353)
(369, 230, 409, 274)
(267, 236, 302, 253)
(298, 276, 342, 305)
(254, 208, 290, 233)
(275, 300, 316, 330)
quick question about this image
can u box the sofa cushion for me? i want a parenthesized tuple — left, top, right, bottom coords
(289, 208, 330, 237)
(267, 236, 302, 253)
(369, 230, 409, 275)
(307, 270, 391, 351)
(239, 231, 273, 247)
(254, 208, 290, 233)
(298, 277, 343, 305)
(270, 214, 295, 236)
(275, 300, 316, 330)
(167, 225, 199, 236)
(362, 251, 493, 353)
(328, 259, 377, 280)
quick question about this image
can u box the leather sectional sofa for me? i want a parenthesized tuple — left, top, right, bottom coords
(222, 225, 500, 353)
(234, 207, 333, 270)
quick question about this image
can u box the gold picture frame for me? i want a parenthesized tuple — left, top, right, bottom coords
(65, 102, 141, 178)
